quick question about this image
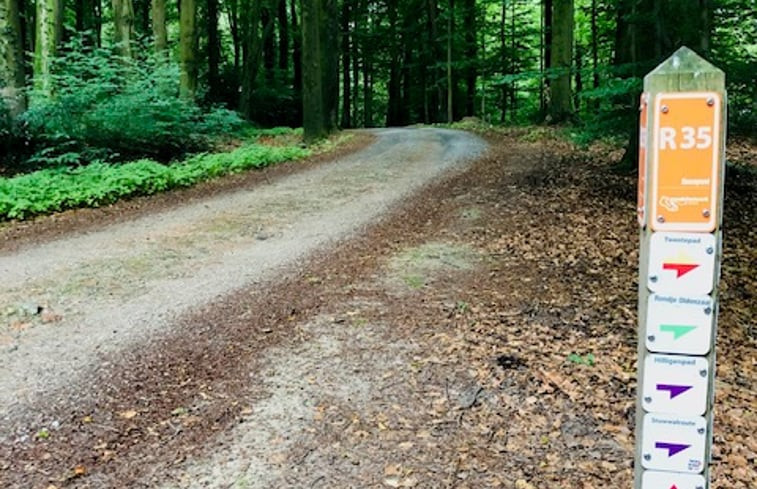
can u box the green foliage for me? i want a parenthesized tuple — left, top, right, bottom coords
(0, 142, 309, 221)
(567, 353, 596, 367)
(21, 38, 245, 166)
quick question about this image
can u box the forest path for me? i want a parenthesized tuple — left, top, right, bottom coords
(0, 128, 484, 424)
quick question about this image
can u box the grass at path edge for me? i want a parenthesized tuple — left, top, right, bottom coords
(0, 137, 315, 222)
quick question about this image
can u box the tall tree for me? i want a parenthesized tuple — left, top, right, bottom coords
(549, 0, 573, 122)
(462, 0, 475, 116)
(179, 0, 198, 99)
(301, 0, 337, 141)
(290, 0, 302, 95)
(261, 5, 275, 81)
(277, 0, 288, 73)
(386, 0, 401, 125)
(340, 0, 351, 128)
(34, 0, 63, 97)
(206, 0, 221, 99)
(0, 0, 26, 115)
(112, 0, 135, 58)
(152, 0, 168, 52)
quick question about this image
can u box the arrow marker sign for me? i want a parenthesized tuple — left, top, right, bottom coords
(662, 262, 699, 278)
(647, 233, 716, 295)
(657, 384, 693, 399)
(660, 324, 697, 340)
(655, 442, 690, 457)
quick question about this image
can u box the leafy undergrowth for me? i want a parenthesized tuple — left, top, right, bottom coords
(0, 139, 310, 221)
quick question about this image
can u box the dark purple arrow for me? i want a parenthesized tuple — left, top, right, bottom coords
(655, 442, 690, 457)
(657, 384, 693, 399)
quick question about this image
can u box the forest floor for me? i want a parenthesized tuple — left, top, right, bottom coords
(0, 128, 754, 488)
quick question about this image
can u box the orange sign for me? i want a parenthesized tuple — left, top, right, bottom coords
(650, 92, 722, 232)
(638, 93, 649, 227)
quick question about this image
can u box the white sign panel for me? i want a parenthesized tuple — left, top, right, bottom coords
(642, 413, 707, 473)
(643, 354, 709, 416)
(642, 471, 706, 489)
(646, 294, 714, 355)
(648, 233, 716, 295)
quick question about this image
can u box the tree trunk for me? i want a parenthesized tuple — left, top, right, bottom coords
(112, 0, 135, 58)
(291, 0, 302, 94)
(590, 0, 598, 89)
(0, 0, 26, 115)
(463, 0, 475, 117)
(574, 42, 582, 110)
(322, 0, 338, 130)
(386, 0, 401, 126)
(227, 0, 241, 73)
(340, 0, 351, 128)
(302, 0, 337, 140)
(549, 0, 572, 122)
(302, 0, 325, 140)
(179, 0, 198, 99)
(207, 0, 221, 99)
(152, 0, 167, 52)
(239, 0, 274, 118)
(445, 0, 452, 123)
(277, 0, 288, 73)
(427, 0, 441, 122)
(261, 7, 275, 82)
(500, 0, 506, 122)
(33, 0, 62, 98)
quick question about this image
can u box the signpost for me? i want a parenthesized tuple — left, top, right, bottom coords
(634, 47, 726, 489)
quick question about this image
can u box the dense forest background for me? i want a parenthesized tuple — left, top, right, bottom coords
(1, 0, 755, 169)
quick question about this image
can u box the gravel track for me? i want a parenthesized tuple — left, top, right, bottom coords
(0, 128, 485, 433)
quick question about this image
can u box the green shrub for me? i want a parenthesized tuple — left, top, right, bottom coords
(22, 38, 245, 166)
(0, 142, 309, 221)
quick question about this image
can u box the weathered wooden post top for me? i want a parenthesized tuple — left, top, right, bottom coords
(634, 47, 726, 489)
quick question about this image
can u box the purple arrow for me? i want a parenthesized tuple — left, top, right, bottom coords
(657, 384, 693, 399)
(655, 442, 690, 457)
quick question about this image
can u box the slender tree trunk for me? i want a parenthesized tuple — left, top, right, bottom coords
(549, 0, 573, 122)
(362, 2, 373, 127)
(463, 0, 475, 117)
(302, 0, 325, 140)
(574, 42, 582, 110)
(33, 0, 62, 98)
(291, 0, 302, 94)
(262, 7, 275, 82)
(543, 0, 552, 114)
(340, 0, 351, 128)
(179, 0, 198, 99)
(427, 0, 441, 122)
(277, 0, 288, 73)
(112, 0, 135, 58)
(207, 0, 221, 100)
(386, 0, 401, 125)
(590, 0, 598, 88)
(500, 0, 506, 122)
(322, 0, 338, 130)
(699, 0, 711, 55)
(152, 0, 167, 52)
(510, 0, 515, 117)
(1, 0, 26, 115)
(446, 0, 452, 123)
(228, 0, 241, 73)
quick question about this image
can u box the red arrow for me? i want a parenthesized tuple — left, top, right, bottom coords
(663, 262, 699, 278)
(670, 486, 678, 489)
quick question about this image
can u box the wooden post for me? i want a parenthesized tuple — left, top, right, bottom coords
(634, 47, 726, 489)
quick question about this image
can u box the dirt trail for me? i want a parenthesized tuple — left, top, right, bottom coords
(0, 128, 485, 422)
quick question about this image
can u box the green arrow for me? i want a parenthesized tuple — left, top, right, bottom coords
(660, 324, 697, 340)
